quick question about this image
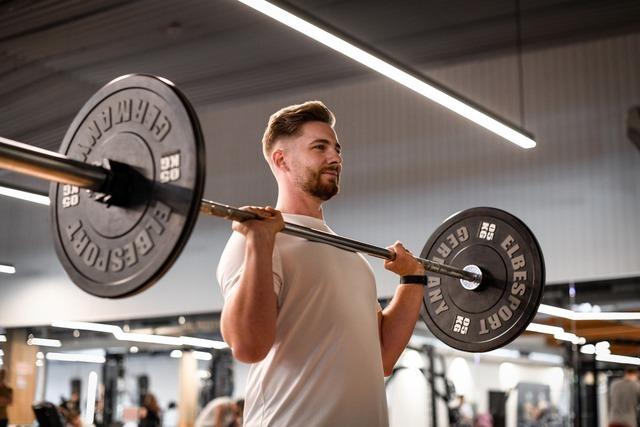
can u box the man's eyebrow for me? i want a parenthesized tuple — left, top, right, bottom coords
(310, 139, 341, 151)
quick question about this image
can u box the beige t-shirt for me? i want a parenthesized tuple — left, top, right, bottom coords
(217, 213, 388, 427)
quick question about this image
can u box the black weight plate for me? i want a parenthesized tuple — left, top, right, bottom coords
(420, 207, 545, 352)
(50, 74, 205, 298)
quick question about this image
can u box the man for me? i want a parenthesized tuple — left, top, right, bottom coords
(0, 368, 12, 427)
(608, 367, 640, 427)
(217, 101, 425, 426)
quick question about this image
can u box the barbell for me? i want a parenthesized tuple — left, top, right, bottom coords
(0, 74, 545, 352)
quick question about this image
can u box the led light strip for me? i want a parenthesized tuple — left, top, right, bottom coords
(27, 337, 62, 347)
(0, 264, 16, 274)
(580, 342, 640, 366)
(52, 320, 228, 349)
(0, 186, 49, 205)
(537, 304, 640, 321)
(596, 354, 640, 365)
(526, 322, 586, 345)
(235, 0, 536, 149)
(169, 349, 212, 361)
(46, 352, 106, 364)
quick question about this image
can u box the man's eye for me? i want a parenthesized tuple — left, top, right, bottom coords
(314, 145, 325, 150)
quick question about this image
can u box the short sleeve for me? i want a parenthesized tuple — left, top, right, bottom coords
(216, 232, 284, 305)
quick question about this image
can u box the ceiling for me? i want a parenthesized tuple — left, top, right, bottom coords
(1, 0, 640, 183)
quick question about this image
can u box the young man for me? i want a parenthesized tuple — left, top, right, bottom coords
(217, 101, 425, 426)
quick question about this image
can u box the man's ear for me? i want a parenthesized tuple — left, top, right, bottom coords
(272, 148, 288, 171)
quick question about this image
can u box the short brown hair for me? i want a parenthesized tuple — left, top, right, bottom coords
(262, 101, 335, 161)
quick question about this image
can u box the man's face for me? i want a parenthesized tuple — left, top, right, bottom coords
(285, 121, 342, 201)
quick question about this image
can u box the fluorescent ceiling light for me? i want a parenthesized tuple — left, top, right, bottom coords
(52, 321, 121, 334)
(553, 332, 585, 345)
(192, 351, 213, 361)
(46, 352, 106, 364)
(526, 322, 586, 345)
(596, 354, 640, 365)
(537, 304, 576, 319)
(235, 0, 536, 149)
(0, 186, 50, 206)
(0, 350, 3, 356)
(27, 337, 62, 347)
(180, 336, 228, 350)
(52, 321, 228, 349)
(168, 349, 213, 361)
(0, 264, 16, 274)
(538, 304, 640, 321)
(581, 344, 596, 354)
(595, 341, 610, 354)
(526, 323, 564, 335)
(115, 331, 181, 346)
(0, 335, 5, 342)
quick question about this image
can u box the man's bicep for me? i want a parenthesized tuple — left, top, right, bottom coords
(222, 271, 282, 303)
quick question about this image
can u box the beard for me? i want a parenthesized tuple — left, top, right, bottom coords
(298, 166, 340, 201)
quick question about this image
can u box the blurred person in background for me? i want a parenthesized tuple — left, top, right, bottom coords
(0, 369, 12, 427)
(608, 367, 640, 427)
(138, 393, 161, 427)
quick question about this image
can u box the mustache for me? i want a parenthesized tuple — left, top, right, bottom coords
(320, 165, 341, 175)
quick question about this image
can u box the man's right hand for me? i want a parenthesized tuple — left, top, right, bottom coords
(232, 206, 284, 239)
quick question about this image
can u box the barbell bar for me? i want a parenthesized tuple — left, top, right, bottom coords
(0, 135, 482, 285)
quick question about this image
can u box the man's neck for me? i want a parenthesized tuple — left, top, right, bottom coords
(276, 189, 324, 220)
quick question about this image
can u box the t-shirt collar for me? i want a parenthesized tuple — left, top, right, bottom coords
(282, 213, 330, 232)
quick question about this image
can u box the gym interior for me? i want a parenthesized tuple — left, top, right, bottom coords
(0, 1, 639, 427)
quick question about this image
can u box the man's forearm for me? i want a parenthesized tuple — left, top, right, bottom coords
(221, 234, 278, 362)
(379, 284, 424, 374)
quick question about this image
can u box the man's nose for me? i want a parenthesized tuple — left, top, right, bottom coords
(328, 147, 342, 164)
